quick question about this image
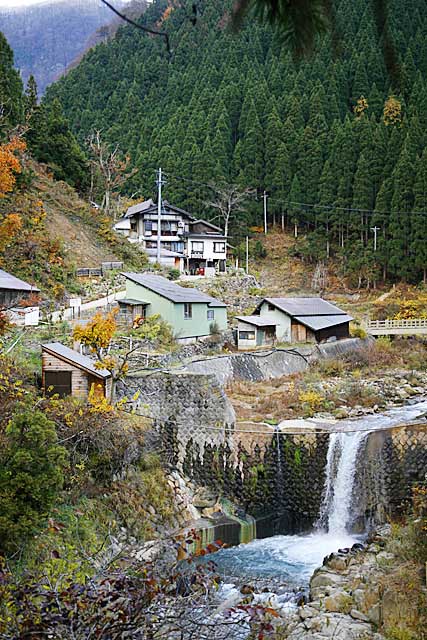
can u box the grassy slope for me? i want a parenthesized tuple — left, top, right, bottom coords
(2, 161, 147, 299)
(35, 166, 123, 267)
(250, 229, 351, 296)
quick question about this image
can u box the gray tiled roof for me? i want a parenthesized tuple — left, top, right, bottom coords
(294, 314, 353, 331)
(125, 198, 155, 217)
(236, 315, 280, 327)
(42, 343, 111, 378)
(262, 297, 347, 317)
(123, 273, 226, 307)
(124, 200, 195, 221)
(0, 269, 40, 292)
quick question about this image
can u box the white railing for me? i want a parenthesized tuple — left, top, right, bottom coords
(367, 318, 427, 328)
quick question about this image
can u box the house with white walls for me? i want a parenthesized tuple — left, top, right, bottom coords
(236, 297, 353, 349)
(114, 200, 227, 275)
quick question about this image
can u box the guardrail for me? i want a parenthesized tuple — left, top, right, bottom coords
(76, 262, 124, 278)
(367, 318, 427, 328)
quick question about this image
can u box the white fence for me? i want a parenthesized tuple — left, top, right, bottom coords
(367, 318, 427, 335)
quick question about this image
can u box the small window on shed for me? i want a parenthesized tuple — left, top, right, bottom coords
(44, 371, 72, 398)
(268, 303, 275, 311)
(239, 330, 255, 340)
(207, 309, 214, 321)
(184, 303, 192, 319)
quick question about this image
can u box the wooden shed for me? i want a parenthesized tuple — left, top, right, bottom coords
(117, 298, 149, 326)
(0, 268, 40, 307)
(235, 315, 279, 350)
(42, 342, 112, 400)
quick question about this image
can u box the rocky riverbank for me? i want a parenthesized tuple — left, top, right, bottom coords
(231, 366, 427, 424)
(211, 524, 412, 639)
(276, 525, 398, 639)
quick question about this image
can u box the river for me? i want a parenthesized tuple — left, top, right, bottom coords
(209, 399, 427, 597)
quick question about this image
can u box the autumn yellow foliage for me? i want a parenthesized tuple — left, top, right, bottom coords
(354, 96, 369, 119)
(383, 96, 402, 126)
(73, 310, 118, 354)
(0, 137, 26, 198)
(393, 296, 427, 319)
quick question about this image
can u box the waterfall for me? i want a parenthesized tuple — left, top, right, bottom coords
(317, 430, 369, 535)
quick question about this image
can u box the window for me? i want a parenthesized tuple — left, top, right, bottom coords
(239, 331, 255, 340)
(184, 303, 192, 319)
(191, 242, 204, 253)
(144, 221, 153, 232)
(214, 242, 226, 253)
(44, 371, 72, 398)
(207, 309, 214, 321)
(268, 303, 276, 311)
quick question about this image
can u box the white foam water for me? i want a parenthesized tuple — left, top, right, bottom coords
(211, 400, 427, 587)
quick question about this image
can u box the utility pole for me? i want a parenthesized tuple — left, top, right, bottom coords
(371, 226, 380, 252)
(156, 168, 164, 264)
(263, 190, 268, 235)
(246, 235, 249, 274)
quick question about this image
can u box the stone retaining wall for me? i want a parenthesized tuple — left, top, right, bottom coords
(117, 338, 427, 535)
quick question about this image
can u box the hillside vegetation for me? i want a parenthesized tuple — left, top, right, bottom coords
(46, 0, 427, 286)
(0, 158, 147, 300)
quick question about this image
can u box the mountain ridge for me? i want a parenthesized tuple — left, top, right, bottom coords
(0, 0, 128, 92)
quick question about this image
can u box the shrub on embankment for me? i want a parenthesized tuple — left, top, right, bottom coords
(0, 353, 175, 565)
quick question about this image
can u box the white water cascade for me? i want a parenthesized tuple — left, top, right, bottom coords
(317, 430, 369, 534)
(207, 400, 427, 600)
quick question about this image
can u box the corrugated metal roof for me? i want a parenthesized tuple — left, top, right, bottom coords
(236, 315, 280, 327)
(294, 314, 353, 331)
(118, 299, 150, 306)
(42, 343, 111, 378)
(262, 297, 346, 317)
(190, 219, 223, 232)
(0, 269, 40, 292)
(123, 273, 226, 307)
(183, 233, 227, 240)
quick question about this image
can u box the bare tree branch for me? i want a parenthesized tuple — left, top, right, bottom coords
(205, 182, 254, 238)
(100, 0, 172, 56)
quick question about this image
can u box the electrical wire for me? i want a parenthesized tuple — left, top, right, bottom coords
(164, 172, 427, 219)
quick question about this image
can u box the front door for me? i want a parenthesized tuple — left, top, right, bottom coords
(256, 329, 263, 346)
(45, 371, 72, 397)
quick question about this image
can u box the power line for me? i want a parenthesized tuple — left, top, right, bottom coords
(100, 0, 171, 55)
(164, 172, 427, 219)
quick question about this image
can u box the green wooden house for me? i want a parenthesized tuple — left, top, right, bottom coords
(121, 273, 227, 340)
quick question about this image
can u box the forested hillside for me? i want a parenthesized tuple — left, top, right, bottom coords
(46, 0, 427, 285)
(0, 0, 123, 93)
(0, 31, 146, 300)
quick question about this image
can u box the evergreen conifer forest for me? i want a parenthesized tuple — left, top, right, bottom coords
(44, 0, 427, 285)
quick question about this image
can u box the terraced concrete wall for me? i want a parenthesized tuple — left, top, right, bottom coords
(117, 338, 427, 534)
(184, 338, 368, 385)
(356, 424, 427, 526)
